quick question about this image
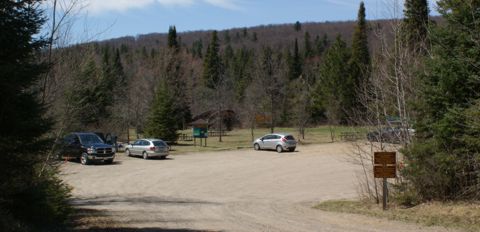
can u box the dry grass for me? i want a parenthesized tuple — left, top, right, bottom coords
(170, 126, 359, 154)
(315, 200, 480, 232)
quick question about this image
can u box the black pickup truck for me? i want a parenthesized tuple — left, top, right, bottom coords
(58, 132, 115, 165)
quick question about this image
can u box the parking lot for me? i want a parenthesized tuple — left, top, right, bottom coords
(62, 143, 452, 232)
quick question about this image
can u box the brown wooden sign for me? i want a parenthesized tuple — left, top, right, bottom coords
(374, 152, 396, 178)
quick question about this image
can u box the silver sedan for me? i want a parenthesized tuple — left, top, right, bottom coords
(125, 139, 170, 159)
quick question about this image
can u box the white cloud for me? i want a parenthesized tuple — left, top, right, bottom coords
(82, 0, 241, 14)
(157, 0, 195, 7)
(204, 0, 242, 10)
(85, 0, 155, 13)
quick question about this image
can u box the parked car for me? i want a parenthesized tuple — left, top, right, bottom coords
(58, 132, 115, 165)
(366, 127, 415, 144)
(125, 139, 170, 159)
(253, 133, 297, 153)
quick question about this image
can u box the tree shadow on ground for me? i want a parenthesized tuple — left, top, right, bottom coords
(75, 226, 217, 232)
(71, 195, 220, 207)
(70, 196, 222, 232)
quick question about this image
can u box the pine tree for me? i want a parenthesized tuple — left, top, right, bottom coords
(100, 46, 115, 108)
(304, 31, 314, 58)
(168, 25, 179, 51)
(402, 0, 480, 201)
(252, 32, 258, 42)
(223, 30, 231, 43)
(316, 35, 352, 124)
(144, 80, 178, 142)
(191, 39, 203, 58)
(203, 31, 222, 89)
(223, 44, 234, 70)
(314, 33, 330, 56)
(294, 21, 302, 31)
(349, 1, 370, 108)
(288, 38, 302, 80)
(232, 46, 254, 102)
(402, 0, 429, 54)
(164, 48, 191, 130)
(113, 49, 126, 86)
(67, 58, 105, 129)
(0, 0, 70, 230)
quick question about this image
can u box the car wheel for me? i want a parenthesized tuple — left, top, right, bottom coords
(160, 156, 167, 160)
(80, 153, 91, 165)
(276, 145, 283, 153)
(142, 151, 149, 160)
(288, 147, 296, 152)
(126, 149, 131, 157)
(254, 143, 260, 151)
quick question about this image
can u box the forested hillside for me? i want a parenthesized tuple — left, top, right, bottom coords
(44, 16, 403, 139)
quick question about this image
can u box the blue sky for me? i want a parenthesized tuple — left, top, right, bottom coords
(54, 0, 439, 42)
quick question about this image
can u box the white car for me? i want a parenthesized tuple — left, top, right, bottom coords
(125, 139, 169, 159)
(253, 133, 297, 153)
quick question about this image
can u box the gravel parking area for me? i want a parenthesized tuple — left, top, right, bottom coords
(62, 143, 454, 232)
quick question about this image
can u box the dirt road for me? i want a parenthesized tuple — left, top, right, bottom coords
(61, 143, 453, 232)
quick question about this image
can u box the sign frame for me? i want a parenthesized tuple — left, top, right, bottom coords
(373, 152, 397, 178)
(373, 151, 397, 210)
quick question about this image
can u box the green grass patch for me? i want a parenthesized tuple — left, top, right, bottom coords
(170, 126, 361, 154)
(315, 200, 480, 232)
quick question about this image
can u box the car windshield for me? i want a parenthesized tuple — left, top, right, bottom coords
(285, 135, 295, 140)
(79, 134, 104, 145)
(153, 141, 167, 147)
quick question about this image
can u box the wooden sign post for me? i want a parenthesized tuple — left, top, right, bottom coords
(374, 152, 396, 210)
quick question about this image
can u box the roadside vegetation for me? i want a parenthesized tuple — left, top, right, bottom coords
(1, 1, 72, 231)
(315, 0, 480, 230)
(316, 200, 480, 232)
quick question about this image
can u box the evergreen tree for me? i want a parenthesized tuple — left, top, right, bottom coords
(0, 0, 71, 230)
(288, 38, 302, 80)
(304, 31, 314, 58)
(113, 49, 126, 86)
(223, 30, 231, 43)
(144, 80, 178, 142)
(203, 31, 222, 89)
(349, 1, 370, 108)
(167, 25, 179, 51)
(67, 57, 108, 129)
(232, 46, 254, 102)
(164, 49, 191, 130)
(403, 0, 480, 201)
(100, 46, 115, 107)
(294, 21, 302, 31)
(141, 46, 148, 58)
(252, 32, 258, 42)
(314, 33, 330, 56)
(402, 0, 429, 54)
(316, 35, 352, 124)
(223, 44, 234, 70)
(191, 39, 203, 58)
